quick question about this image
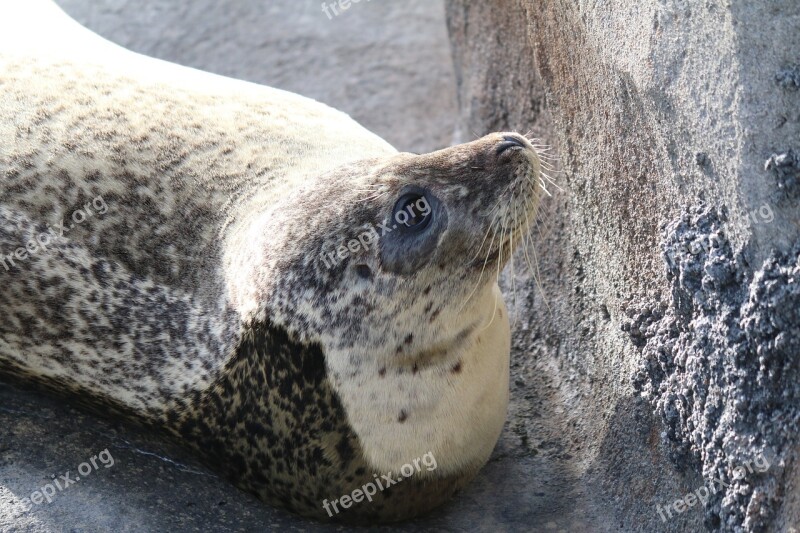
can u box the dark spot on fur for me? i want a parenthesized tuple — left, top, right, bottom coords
(451, 361, 462, 374)
(336, 433, 355, 462)
(378, 367, 386, 377)
(404, 333, 413, 345)
(429, 308, 440, 322)
(398, 410, 408, 423)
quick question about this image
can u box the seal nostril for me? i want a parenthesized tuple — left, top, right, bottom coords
(496, 135, 526, 156)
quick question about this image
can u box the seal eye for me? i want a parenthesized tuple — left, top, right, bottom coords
(393, 193, 432, 232)
(380, 188, 447, 275)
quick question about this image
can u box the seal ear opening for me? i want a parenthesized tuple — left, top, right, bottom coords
(379, 190, 447, 276)
(355, 264, 373, 280)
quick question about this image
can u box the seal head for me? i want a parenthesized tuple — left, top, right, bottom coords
(219, 132, 543, 520)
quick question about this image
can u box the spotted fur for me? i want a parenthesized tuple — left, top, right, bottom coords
(0, 1, 543, 523)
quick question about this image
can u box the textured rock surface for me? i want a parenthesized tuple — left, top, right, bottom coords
(629, 205, 800, 531)
(446, 1, 800, 532)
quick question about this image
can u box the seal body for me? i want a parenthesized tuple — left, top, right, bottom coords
(0, 1, 543, 523)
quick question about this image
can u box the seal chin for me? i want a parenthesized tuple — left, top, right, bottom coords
(326, 281, 510, 479)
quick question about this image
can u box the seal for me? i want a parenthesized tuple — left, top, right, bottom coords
(0, 1, 546, 523)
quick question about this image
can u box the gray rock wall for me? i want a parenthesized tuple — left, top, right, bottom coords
(446, 1, 800, 531)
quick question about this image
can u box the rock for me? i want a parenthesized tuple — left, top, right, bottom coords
(446, 0, 800, 531)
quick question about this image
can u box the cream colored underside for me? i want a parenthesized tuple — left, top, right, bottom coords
(326, 283, 511, 478)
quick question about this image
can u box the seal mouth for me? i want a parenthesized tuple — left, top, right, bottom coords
(479, 235, 511, 267)
(469, 228, 525, 271)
